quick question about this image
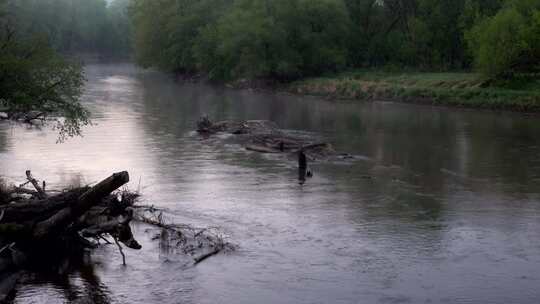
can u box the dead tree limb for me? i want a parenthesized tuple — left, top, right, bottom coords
(80, 207, 133, 237)
(25, 171, 46, 199)
(99, 235, 112, 244)
(113, 236, 126, 266)
(80, 207, 141, 250)
(194, 248, 221, 265)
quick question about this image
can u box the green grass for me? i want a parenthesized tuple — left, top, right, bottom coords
(289, 70, 540, 112)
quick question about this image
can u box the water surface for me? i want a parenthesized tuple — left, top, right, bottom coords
(2, 63, 540, 304)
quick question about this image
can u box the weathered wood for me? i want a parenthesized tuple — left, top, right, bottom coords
(113, 236, 126, 266)
(80, 207, 141, 249)
(297, 143, 331, 152)
(196, 118, 337, 162)
(0, 188, 87, 223)
(25, 171, 46, 199)
(245, 144, 281, 153)
(80, 218, 127, 238)
(0, 169, 146, 287)
(33, 171, 129, 239)
(197, 118, 280, 135)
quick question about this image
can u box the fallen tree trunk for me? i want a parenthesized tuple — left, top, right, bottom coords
(0, 170, 139, 276)
(33, 171, 129, 239)
(0, 188, 88, 223)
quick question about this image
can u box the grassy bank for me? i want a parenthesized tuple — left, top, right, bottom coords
(288, 71, 540, 112)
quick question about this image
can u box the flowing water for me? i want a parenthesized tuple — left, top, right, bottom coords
(2, 63, 540, 304)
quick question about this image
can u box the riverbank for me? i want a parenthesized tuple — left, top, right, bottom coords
(286, 71, 540, 112)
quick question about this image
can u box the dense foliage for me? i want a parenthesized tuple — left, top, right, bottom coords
(0, 0, 133, 139)
(0, 0, 135, 139)
(466, 0, 540, 78)
(0, 0, 90, 139)
(130, 0, 540, 80)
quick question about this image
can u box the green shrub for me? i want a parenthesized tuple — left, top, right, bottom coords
(466, 2, 540, 78)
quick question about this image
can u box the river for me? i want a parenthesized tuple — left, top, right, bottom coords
(2, 63, 540, 304)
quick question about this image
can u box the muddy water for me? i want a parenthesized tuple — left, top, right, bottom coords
(2, 63, 540, 304)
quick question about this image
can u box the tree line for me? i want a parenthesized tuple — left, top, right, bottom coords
(6, 0, 131, 56)
(129, 0, 540, 80)
(1, 0, 539, 139)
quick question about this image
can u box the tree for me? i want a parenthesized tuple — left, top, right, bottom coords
(129, 0, 178, 70)
(0, 0, 89, 141)
(466, 1, 540, 78)
(103, 0, 133, 57)
(196, 0, 350, 80)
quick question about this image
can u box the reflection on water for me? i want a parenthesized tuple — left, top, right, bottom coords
(16, 254, 112, 304)
(2, 63, 540, 303)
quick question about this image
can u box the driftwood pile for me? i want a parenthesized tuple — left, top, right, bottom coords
(0, 171, 138, 302)
(0, 170, 233, 302)
(197, 117, 343, 184)
(196, 117, 334, 160)
(196, 116, 280, 136)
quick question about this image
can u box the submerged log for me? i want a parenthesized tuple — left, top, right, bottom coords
(196, 117, 335, 160)
(245, 144, 281, 153)
(193, 247, 221, 265)
(197, 117, 279, 135)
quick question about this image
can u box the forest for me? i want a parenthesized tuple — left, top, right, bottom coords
(4, 0, 131, 56)
(129, 0, 540, 81)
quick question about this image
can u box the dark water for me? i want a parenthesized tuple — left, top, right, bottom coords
(2, 63, 540, 304)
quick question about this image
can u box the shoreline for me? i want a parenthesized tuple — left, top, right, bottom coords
(214, 71, 540, 113)
(286, 73, 540, 113)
